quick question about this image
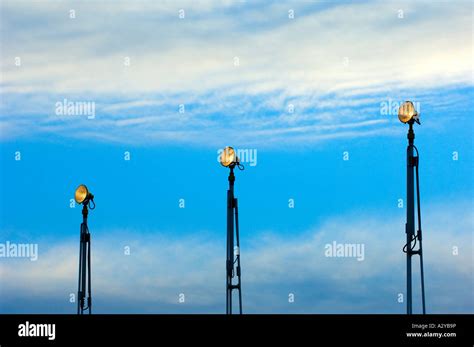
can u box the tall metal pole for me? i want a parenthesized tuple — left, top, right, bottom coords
(77, 204, 92, 315)
(415, 149, 426, 315)
(225, 166, 243, 314)
(234, 198, 243, 314)
(87, 225, 92, 314)
(77, 220, 84, 314)
(226, 168, 235, 314)
(78, 204, 88, 314)
(406, 122, 415, 315)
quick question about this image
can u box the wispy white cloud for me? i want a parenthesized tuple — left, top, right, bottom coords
(0, 0, 472, 146)
(1, 202, 472, 313)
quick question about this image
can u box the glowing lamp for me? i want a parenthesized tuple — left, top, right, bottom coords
(75, 184, 93, 205)
(220, 146, 239, 168)
(398, 101, 419, 124)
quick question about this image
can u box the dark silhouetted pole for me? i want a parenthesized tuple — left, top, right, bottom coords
(404, 120, 426, 315)
(75, 184, 94, 315)
(226, 167, 243, 314)
(77, 203, 92, 314)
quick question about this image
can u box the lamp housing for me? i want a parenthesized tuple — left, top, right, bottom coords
(398, 101, 420, 124)
(75, 184, 93, 205)
(220, 146, 239, 168)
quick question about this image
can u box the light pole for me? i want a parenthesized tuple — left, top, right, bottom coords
(398, 101, 426, 315)
(74, 184, 95, 315)
(219, 146, 244, 314)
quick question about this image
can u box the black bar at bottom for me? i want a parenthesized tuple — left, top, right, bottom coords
(0, 314, 472, 345)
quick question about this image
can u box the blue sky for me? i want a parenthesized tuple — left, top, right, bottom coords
(0, 0, 472, 313)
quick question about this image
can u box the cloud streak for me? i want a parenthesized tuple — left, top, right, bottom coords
(1, 203, 472, 313)
(0, 0, 472, 146)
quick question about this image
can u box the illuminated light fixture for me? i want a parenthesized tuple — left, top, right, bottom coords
(398, 101, 426, 315)
(398, 101, 420, 124)
(220, 146, 239, 168)
(220, 146, 244, 314)
(75, 184, 95, 315)
(75, 184, 94, 205)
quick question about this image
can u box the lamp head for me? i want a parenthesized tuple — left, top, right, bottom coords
(219, 146, 239, 168)
(398, 101, 420, 124)
(75, 184, 94, 205)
